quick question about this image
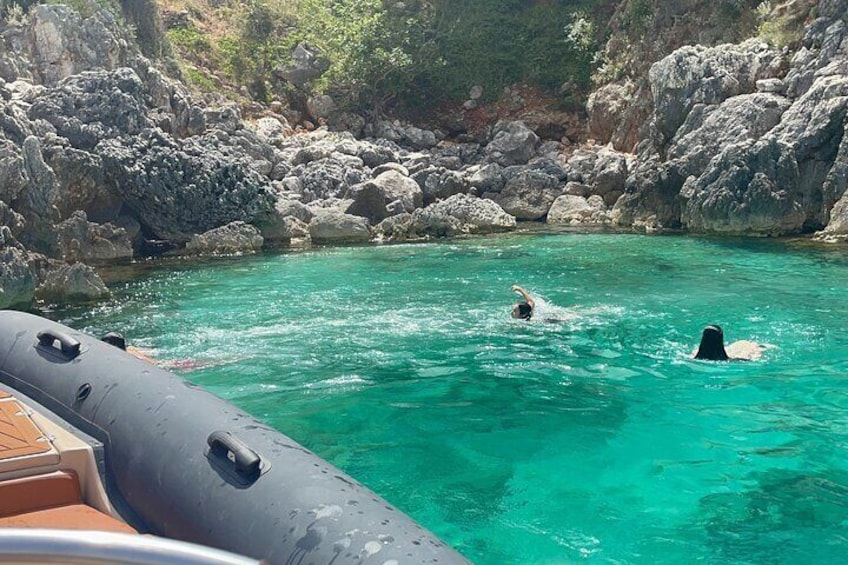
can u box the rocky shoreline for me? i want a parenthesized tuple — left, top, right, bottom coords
(1, 1, 847, 309)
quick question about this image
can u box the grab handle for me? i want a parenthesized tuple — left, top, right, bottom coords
(36, 330, 81, 359)
(207, 431, 261, 477)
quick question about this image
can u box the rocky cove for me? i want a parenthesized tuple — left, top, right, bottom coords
(1, 1, 847, 309)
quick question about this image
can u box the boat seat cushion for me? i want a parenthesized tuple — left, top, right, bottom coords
(0, 470, 136, 533)
(0, 503, 137, 533)
(0, 471, 82, 517)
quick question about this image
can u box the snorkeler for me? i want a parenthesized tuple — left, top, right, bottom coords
(510, 285, 535, 320)
(693, 324, 766, 361)
(102, 332, 210, 372)
(102, 332, 158, 364)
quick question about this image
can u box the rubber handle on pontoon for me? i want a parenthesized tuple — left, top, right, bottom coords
(36, 330, 81, 359)
(207, 431, 261, 477)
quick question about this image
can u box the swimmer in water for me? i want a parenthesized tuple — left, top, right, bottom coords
(693, 324, 767, 361)
(510, 285, 574, 323)
(101, 332, 158, 364)
(510, 285, 535, 320)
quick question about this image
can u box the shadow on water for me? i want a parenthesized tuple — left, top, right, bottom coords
(694, 234, 848, 267)
(696, 468, 848, 564)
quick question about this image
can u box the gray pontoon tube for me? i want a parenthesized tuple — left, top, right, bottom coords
(0, 310, 471, 565)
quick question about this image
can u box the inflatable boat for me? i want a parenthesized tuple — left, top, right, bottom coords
(0, 310, 471, 564)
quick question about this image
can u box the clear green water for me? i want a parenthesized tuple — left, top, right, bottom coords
(48, 232, 848, 565)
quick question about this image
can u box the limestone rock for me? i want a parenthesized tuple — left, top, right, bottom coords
(0, 244, 36, 308)
(493, 169, 561, 220)
(343, 181, 388, 224)
(648, 40, 784, 148)
(409, 193, 515, 237)
(547, 195, 608, 225)
(185, 221, 264, 255)
(55, 210, 132, 262)
(308, 209, 371, 244)
(35, 262, 110, 302)
(485, 121, 540, 166)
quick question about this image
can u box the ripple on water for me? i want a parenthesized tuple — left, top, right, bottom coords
(49, 233, 848, 565)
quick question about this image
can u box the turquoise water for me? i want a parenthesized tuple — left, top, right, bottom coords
(48, 232, 848, 564)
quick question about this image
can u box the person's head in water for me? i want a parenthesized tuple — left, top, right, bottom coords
(101, 332, 127, 350)
(512, 301, 533, 320)
(694, 324, 729, 360)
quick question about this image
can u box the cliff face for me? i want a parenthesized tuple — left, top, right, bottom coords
(0, 4, 282, 307)
(611, 0, 848, 239)
(588, 0, 766, 151)
(1, 0, 848, 310)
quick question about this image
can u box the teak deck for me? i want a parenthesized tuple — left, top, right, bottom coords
(0, 390, 137, 533)
(0, 398, 52, 460)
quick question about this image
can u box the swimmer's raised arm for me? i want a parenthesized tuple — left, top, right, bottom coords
(511, 285, 535, 309)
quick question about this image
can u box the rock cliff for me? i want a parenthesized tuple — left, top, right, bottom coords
(613, 0, 848, 239)
(1, 0, 847, 310)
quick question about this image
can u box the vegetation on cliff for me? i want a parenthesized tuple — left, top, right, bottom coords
(156, 0, 610, 118)
(165, 1, 818, 134)
(0, 0, 822, 131)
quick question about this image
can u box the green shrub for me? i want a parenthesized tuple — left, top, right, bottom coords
(222, 0, 298, 102)
(182, 65, 216, 90)
(288, 0, 604, 114)
(1, 0, 35, 20)
(623, 0, 653, 32)
(422, 0, 601, 103)
(2, 2, 27, 24)
(756, 0, 806, 49)
(291, 0, 437, 114)
(167, 27, 211, 53)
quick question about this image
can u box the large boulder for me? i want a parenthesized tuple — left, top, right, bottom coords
(547, 195, 609, 225)
(274, 42, 328, 88)
(648, 40, 784, 149)
(421, 168, 469, 204)
(27, 68, 152, 150)
(613, 6, 848, 236)
(372, 170, 423, 213)
(675, 75, 848, 234)
(44, 145, 120, 223)
(369, 120, 438, 150)
(308, 209, 371, 244)
(35, 262, 110, 303)
(185, 221, 264, 255)
(0, 243, 36, 308)
(667, 93, 791, 178)
(343, 181, 388, 224)
(466, 163, 505, 194)
(586, 81, 647, 151)
(26, 5, 134, 86)
(98, 129, 276, 244)
(485, 121, 540, 166)
(611, 157, 686, 232)
(493, 169, 561, 220)
(55, 210, 132, 262)
(408, 194, 516, 237)
(253, 117, 291, 146)
(816, 188, 848, 242)
(294, 156, 366, 202)
(590, 147, 630, 206)
(681, 138, 805, 235)
(254, 197, 313, 246)
(784, 9, 848, 98)
(0, 202, 25, 238)
(15, 136, 60, 255)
